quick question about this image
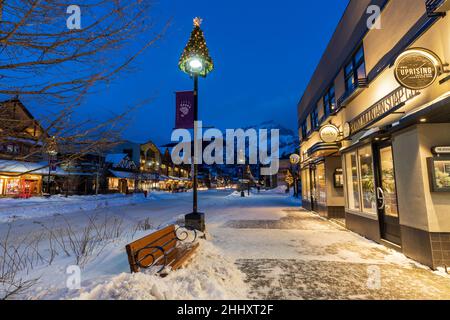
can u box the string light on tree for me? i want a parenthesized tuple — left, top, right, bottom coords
(178, 17, 214, 77)
(285, 171, 294, 186)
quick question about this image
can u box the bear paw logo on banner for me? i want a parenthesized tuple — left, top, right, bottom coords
(180, 101, 192, 118)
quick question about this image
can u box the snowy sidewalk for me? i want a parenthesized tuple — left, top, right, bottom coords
(209, 203, 450, 300)
(6, 190, 450, 300)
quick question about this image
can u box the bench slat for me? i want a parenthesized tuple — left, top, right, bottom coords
(167, 243, 200, 271)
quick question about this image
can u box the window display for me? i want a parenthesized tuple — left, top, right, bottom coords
(5, 179, 20, 195)
(359, 146, 376, 214)
(316, 163, 326, 206)
(334, 169, 344, 188)
(345, 152, 360, 210)
(428, 157, 450, 192)
(379, 146, 399, 217)
(108, 178, 119, 190)
(301, 169, 310, 202)
(344, 144, 377, 214)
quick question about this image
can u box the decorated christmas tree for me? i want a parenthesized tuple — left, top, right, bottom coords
(285, 170, 294, 186)
(179, 17, 214, 77)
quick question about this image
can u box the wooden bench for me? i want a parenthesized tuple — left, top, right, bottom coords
(125, 225, 199, 274)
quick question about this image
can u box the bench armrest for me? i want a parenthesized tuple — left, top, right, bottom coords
(134, 245, 167, 273)
(175, 226, 199, 243)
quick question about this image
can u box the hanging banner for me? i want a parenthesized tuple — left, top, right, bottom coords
(175, 91, 195, 129)
(49, 156, 57, 172)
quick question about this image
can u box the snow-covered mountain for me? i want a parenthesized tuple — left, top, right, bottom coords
(242, 120, 299, 159)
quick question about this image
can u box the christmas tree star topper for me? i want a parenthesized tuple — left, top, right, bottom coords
(193, 17, 203, 27)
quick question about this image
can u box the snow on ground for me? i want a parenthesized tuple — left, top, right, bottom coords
(76, 241, 247, 300)
(25, 237, 247, 300)
(0, 193, 154, 223)
(1, 188, 449, 300)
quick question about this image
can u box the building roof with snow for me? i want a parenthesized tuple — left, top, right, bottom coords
(0, 160, 67, 176)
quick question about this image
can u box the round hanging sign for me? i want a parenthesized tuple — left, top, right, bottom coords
(290, 154, 300, 165)
(319, 124, 340, 143)
(343, 122, 351, 139)
(394, 49, 441, 90)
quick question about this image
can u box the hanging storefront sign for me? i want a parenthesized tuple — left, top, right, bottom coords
(319, 124, 340, 143)
(432, 146, 450, 155)
(394, 48, 442, 90)
(343, 122, 351, 139)
(290, 154, 300, 165)
(348, 86, 420, 135)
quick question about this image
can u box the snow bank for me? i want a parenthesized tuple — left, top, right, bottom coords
(0, 193, 153, 223)
(261, 186, 289, 194)
(227, 191, 253, 198)
(74, 241, 248, 300)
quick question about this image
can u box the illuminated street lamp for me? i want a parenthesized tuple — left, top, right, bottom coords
(179, 17, 214, 232)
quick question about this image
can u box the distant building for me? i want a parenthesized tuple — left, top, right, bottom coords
(140, 141, 162, 174)
(0, 98, 48, 197)
(277, 159, 292, 190)
(57, 151, 105, 196)
(108, 141, 141, 167)
(105, 153, 139, 194)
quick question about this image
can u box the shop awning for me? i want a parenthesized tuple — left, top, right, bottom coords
(306, 142, 340, 158)
(394, 92, 450, 129)
(140, 173, 159, 181)
(109, 170, 137, 179)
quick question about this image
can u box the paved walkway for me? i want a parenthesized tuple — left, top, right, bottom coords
(211, 204, 450, 300)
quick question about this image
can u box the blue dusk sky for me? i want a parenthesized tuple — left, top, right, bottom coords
(80, 0, 349, 146)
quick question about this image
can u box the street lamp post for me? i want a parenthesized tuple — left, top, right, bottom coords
(179, 17, 214, 232)
(192, 74, 199, 213)
(241, 165, 245, 197)
(290, 153, 301, 198)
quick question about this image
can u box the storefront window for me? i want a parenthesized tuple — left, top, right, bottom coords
(108, 178, 119, 190)
(379, 146, 399, 216)
(5, 179, 20, 195)
(428, 157, 450, 192)
(345, 152, 360, 210)
(316, 163, 326, 205)
(22, 180, 39, 195)
(344, 145, 377, 214)
(301, 169, 310, 202)
(434, 160, 450, 188)
(2, 178, 40, 196)
(359, 146, 376, 214)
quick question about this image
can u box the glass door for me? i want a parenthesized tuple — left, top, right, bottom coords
(310, 166, 317, 212)
(375, 144, 401, 246)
